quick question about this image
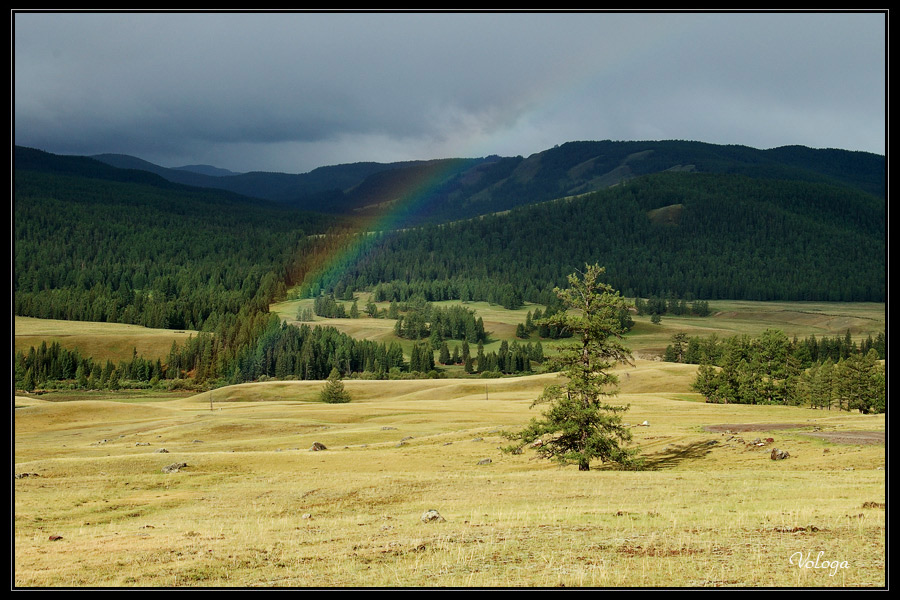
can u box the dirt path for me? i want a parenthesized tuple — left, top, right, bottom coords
(704, 423, 813, 433)
(801, 431, 884, 445)
(704, 423, 884, 445)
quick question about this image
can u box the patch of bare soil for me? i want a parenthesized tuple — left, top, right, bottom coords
(704, 424, 884, 445)
(801, 431, 884, 445)
(704, 423, 811, 433)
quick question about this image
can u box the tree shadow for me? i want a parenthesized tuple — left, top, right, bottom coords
(640, 440, 718, 470)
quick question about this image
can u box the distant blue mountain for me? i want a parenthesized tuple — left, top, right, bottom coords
(172, 164, 242, 177)
(62, 140, 888, 224)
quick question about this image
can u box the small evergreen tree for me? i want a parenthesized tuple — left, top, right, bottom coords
(75, 363, 88, 388)
(320, 367, 351, 403)
(692, 362, 720, 402)
(23, 368, 35, 392)
(533, 340, 544, 363)
(108, 366, 121, 391)
(439, 342, 451, 365)
(410, 344, 422, 372)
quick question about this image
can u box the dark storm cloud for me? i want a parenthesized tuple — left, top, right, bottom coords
(14, 11, 885, 173)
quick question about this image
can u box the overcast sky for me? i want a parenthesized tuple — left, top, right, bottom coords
(13, 11, 886, 174)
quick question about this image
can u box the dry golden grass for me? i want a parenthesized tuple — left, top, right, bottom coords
(624, 300, 885, 358)
(14, 316, 196, 363)
(14, 360, 885, 587)
(271, 297, 885, 360)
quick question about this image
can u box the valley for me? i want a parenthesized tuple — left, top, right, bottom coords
(13, 140, 886, 587)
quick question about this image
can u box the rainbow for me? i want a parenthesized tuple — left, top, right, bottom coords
(292, 157, 473, 297)
(289, 14, 707, 297)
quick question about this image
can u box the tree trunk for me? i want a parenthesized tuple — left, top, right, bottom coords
(578, 459, 590, 471)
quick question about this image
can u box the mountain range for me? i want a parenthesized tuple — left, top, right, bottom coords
(84, 140, 884, 226)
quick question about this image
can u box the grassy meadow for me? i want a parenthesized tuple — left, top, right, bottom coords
(14, 365, 885, 587)
(14, 316, 197, 363)
(272, 295, 886, 359)
(13, 299, 886, 587)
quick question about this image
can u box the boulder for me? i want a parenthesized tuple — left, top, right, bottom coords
(421, 509, 445, 523)
(162, 462, 188, 473)
(309, 442, 327, 451)
(770, 448, 790, 460)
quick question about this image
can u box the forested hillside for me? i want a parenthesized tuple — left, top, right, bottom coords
(327, 171, 885, 306)
(14, 149, 339, 331)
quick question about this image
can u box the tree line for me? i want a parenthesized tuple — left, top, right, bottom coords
(684, 329, 885, 413)
(664, 329, 886, 367)
(635, 296, 710, 317)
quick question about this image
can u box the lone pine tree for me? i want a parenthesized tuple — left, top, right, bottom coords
(320, 367, 351, 404)
(505, 264, 641, 471)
